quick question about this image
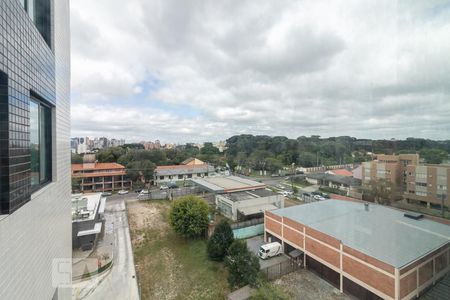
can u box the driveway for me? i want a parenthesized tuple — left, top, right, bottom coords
(246, 236, 289, 269)
(72, 197, 139, 300)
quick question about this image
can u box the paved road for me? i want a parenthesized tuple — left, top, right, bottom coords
(72, 197, 139, 300)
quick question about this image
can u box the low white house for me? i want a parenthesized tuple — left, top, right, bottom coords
(154, 158, 215, 185)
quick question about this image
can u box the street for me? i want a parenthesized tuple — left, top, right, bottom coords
(72, 197, 139, 300)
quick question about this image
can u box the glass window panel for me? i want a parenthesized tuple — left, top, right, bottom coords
(30, 100, 39, 188)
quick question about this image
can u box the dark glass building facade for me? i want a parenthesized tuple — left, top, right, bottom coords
(0, 0, 56, 214)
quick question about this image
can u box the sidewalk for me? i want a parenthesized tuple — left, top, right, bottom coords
(73, 221, 114, 281)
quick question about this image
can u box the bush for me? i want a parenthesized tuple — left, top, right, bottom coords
(169, 195, 209, 238)
(225, 240, 260, 289)
(207, 220, 234, 261)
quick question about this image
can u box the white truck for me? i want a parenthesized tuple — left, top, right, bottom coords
(258, 242, 283, 259)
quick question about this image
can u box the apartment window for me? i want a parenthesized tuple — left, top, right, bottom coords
(415, 182, 427, 187)
(187, 174, 192, 178)
(437, 185, 447, 191)
(30, 96, 52, 191)
(178, 175, 183, 179)
(159, 176, 164, 180)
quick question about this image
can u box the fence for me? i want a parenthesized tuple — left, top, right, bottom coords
(230, 217, 264, 230)
(139, 187, 202, 200)
(261, 259, 301, 280)
(302, 164, 355, 174)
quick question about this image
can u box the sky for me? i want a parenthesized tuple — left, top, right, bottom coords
(70, 0, 450, 143)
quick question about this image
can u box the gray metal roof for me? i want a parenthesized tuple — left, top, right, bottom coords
(223, 189, 278, 202)
(191, 176, 266, 193)
(306, 172, 361, 186)
(272, 200, 450, 268)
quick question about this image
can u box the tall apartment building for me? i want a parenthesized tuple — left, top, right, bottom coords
(0, 0, 71, 299)
(362, 154, 419, 196)
(404, 165, 450, 209)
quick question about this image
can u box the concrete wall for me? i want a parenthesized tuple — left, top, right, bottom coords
(217, 194, 284, 221)
(0, 1, 71, 299)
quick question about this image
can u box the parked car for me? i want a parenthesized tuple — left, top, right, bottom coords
(258, 242, 283, 260)
(139, 189, 149, 194)
(118, 190, 129, 195)
(101, 192, 112, 197)
(134, 189, 142, 193)
(276, 184, 284, 189)
(284, 176, 290, 180)
(167, 182, 178, 189)
(314, 195, 325, 201)
(159, 185, 169, 190)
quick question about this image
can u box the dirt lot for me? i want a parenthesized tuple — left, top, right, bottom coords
(273, 269, 351, 300)
(127, 200, 229, 300)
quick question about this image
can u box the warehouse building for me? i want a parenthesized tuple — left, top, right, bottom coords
(264, 200, 450, 300)
(192, 176, 284, 221)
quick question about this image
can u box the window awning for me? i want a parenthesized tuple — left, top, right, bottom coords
(238, 204, 278, 216)
(77, 222, 102, 237)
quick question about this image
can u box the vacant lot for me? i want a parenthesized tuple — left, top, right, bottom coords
(128, 200, 229, 300)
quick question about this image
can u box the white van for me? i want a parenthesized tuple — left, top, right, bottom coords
(258, 242, 283, 259)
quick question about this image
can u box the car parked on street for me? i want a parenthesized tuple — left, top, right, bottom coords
(118, 190, 129, 195)
(101, 192, 112, 197)
(159, 185, 169, 190)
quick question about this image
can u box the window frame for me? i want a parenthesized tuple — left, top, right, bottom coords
(30, 94, 53, 194)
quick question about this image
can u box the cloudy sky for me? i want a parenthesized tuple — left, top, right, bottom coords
(70, 0, 450, 143)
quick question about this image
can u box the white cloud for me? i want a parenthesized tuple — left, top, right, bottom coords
(70, 0, 450, 142)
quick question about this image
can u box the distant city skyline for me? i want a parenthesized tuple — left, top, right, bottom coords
(71, 1, 450, 142)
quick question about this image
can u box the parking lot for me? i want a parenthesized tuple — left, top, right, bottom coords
(246, 236, 290, 269)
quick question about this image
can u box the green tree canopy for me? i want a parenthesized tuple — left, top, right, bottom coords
(419, 148, 448, 164)
(169, 195, 209, 238)
(225, 240, 260, 289)
(207, 220, 234, 261)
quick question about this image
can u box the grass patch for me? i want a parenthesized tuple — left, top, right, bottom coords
(129, 201, 229, 300)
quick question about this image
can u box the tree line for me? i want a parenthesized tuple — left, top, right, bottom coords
(71, 135, 450, 184)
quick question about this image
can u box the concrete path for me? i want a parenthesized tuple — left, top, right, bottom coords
(72, 198, 139, 300)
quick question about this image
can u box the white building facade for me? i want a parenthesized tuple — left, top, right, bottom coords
(0, 0, 71, 299)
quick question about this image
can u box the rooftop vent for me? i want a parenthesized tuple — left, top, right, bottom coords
(404, 212, 424, 220)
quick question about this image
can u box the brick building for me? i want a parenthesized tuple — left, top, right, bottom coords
(362, 154, 419, 197)
(404, 164, 450, 209)
(72, 162, 131, 192)
(264, 200, 450, 300)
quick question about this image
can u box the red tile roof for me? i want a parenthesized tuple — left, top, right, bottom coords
(71, 162, 125, 171)
(331, 169, 353, 177)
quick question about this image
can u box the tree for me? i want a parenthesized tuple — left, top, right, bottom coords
(207, 220, 234, 261)
(420, 148, 448, 164)
(169, 195, 209, 238)
(365, 179, 395, 205)
(71, 153, 83, 164)
(225, 240, 260, 289)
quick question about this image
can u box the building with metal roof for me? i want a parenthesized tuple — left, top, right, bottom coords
(264, 199, 450, 300)
(192, 176, 283, 221)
